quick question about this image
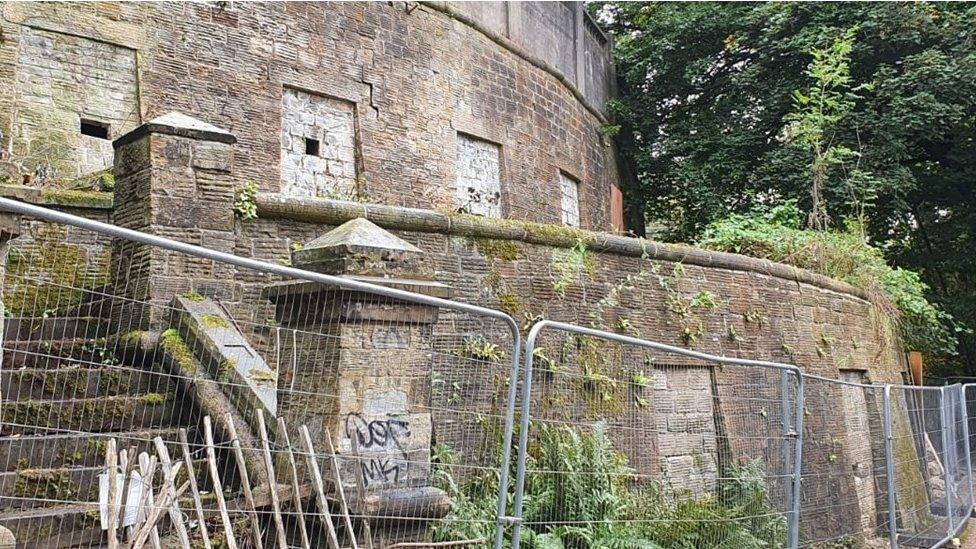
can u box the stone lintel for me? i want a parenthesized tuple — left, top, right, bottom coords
(266, 276, 452, 300)
(114, 111, 237, 149)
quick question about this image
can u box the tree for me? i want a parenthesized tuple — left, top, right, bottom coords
(593, 2, 976, 373)
(781, 26, 860, 231)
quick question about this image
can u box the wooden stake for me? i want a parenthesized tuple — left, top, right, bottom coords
(132, 462, 189, 549)
(256, 409, 289, 549)
(153, 436, 192, 547)
(342, 429, 374, 549)
(298, 425, 342, 549)
(118, 445, 138, 541)
(225, 413, 265, 549)
(106, 438, 119, 549)
(178, 429, 212, 549)
(277, 417, 312, 549)
(323, 428, 361, 549)
(134, 453, 161, 549)
(204, 416, 238, 549)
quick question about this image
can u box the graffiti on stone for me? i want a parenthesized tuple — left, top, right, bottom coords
(345, 413, 411, 488)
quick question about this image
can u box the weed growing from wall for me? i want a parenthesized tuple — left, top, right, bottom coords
(233, 181, 259, 220)
(551, 238, 596, 297)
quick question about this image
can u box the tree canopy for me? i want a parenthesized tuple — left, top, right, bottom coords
(592, 2, 976, 374)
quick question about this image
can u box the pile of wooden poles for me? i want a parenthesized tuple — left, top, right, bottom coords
(101, 409, 369, 549)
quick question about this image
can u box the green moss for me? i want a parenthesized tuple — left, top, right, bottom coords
(200, 314, 230, 329)
(160, 328, 197, 375)
(524, 222, 593, 245)
(14, 469, 78, 501)
(87, 439, 108, 456)
(142, 392, 167, 405)
(468, 237, 521, 262)
(183, 291, 206, 302)
(120, 330, 145, 344)
(218, 358, 237, 382)
(38, 189, 113, 209)
(483, 268, 502, 292)
(4, 223, 110, 315)
(498, 294, 522, 316)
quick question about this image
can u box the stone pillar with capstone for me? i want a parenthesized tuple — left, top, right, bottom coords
(265, 217, 452, 541)
(110, 112, 238, 330)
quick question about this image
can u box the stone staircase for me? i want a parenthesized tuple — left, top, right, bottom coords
(0, 316, 203, 547)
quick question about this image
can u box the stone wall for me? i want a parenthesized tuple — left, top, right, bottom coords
(0, 24, 139, 181)
(0, 1, 621, 231)
(234, 195, 906, 540)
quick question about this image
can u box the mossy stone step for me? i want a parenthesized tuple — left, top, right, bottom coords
(0, 394, 191, 436)
(3, 317, 110, 342)
(2, 339, 118, 370)
(1, 367, 174, 401)
(0, 465, 103, 510)
(0, 503, 102, 548)
(0, 456, 212, 511)
(0, 428, 182, 472)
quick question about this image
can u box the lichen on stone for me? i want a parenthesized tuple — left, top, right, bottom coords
(38, 188, 113, 209)
(182, 291, 205, 302)
(498, 293, 522, 316)
(200, 314, 230, 329)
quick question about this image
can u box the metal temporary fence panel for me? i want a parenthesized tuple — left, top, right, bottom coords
(884, 385, 970, 548)
(0, 198, 523, 548)
(506, 320, 803, 549)
(796, 374, 893, 547)
(944, 385, 971, 536)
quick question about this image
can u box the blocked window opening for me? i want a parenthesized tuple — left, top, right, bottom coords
(304, 137, 320, 156)
(280, 88, 358, 198)
(559, 172, 581, 228)
(455, 133, 502, 218)
(80, 119, 110, 140)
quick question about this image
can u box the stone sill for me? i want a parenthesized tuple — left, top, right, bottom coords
(0, 184, 113, 210)
(254, 193, 871, 302)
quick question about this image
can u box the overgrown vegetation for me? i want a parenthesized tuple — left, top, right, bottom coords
(433, 422, 786, 548)
(593, 2, 976, 373)
(698, 202, 959, 355)
(551, 239, 596, 297)
(233, 181, 259, 220)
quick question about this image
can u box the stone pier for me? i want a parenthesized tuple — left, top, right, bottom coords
(265, 218, 452, 541)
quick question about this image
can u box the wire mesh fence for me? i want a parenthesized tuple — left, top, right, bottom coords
(0, 199, 974, 548)
(797, 374, 890, 547)
(508, 321, 802, 549)
(0, 199, 523, 548)
(883, 385, 972, 548)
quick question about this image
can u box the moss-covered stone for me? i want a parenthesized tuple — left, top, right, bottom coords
(38, 188, 113, 209)
(183, 291, 205, 302)
(498, 293, 522, 316)
(160, 328, 197, 375)
(200, 314, 230, 329)
(14, 469, 78, 501)
(468, 236, 521, 262)
(142, 392, 167, 405)
(217, 358, 236, 382)
(3, 223, 111, 315)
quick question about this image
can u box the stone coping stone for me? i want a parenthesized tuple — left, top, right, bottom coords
(256, 193, 870, 302)
(0, 184, 113, 210)
(172, 295, 276, 416)
(114, 111, 237, 148)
